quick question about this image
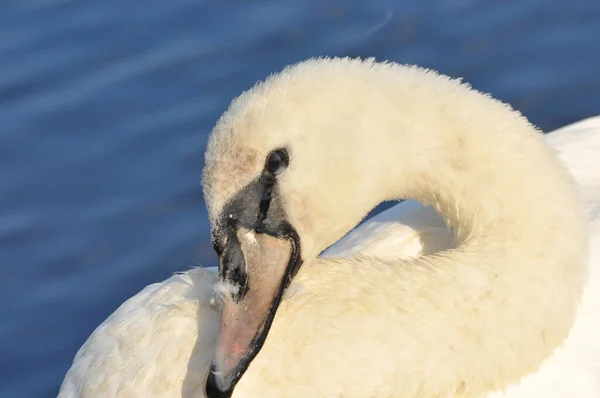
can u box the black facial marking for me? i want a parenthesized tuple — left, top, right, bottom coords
(211, 233, 224, 256)
(215, 178, 287, 240)
(211, 148, 300, 286)
(209, 173, 289, 305)
(256, 173, 275, 228)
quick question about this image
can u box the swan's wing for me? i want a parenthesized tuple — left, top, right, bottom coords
(321, 200, 453, 260)
(546, 116, 600, 207)
(58, 267, 219, 398)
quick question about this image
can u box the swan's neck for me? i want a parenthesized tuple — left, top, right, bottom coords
(286, 81, 587, 396)
(231, 69, 589, 397)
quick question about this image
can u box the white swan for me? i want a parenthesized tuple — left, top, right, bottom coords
(58, 58, 600, 398)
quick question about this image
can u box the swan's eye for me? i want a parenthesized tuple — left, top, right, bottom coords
(265, 149, 289, 175)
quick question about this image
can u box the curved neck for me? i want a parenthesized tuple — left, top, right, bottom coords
(329, 107, 586, 395)
(297, 89, 586, 396)
(232, 68, 589, 397)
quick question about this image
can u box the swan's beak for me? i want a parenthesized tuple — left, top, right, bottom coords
(206, 226, 297, 397)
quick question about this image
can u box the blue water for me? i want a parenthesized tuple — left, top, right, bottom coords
(1, 1, 599, 397)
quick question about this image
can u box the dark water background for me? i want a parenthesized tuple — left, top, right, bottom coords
(1, 1, 599, 397)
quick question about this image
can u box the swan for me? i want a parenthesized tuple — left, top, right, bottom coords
(58, 58, 600, 398)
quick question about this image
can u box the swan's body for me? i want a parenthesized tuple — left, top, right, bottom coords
(59, 59, 600, 397)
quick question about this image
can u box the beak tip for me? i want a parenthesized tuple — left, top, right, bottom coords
(205, 366, 233, 398)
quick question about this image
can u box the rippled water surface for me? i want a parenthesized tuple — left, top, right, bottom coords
(1, 1, 599, 396)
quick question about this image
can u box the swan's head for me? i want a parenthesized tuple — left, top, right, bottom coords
(202, 57, 458, 396)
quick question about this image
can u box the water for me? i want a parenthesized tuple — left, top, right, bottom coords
(1, 1, 599, 396)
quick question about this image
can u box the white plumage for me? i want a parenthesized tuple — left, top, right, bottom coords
(59, 59, 600, 398)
